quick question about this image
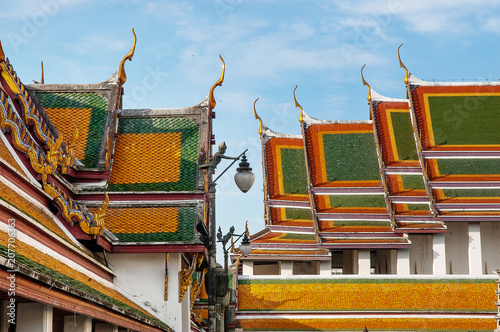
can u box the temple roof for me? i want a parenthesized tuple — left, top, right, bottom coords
(0, 38, 214, 330)
(107, 106, 208, 193)
(407, 77, 500, 218)
(87, 202, 203, 244)
(248, 61, 500, 256)
(27, 80, 120, 170)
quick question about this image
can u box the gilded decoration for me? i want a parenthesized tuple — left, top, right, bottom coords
(28, 133, 63, 184)
(104, 128, 111, 171)
(61, 126, 78, 174)
(253, 98, 263, 135)
(92, 193, 109, 235)
(44, 180, 106, 237)
(293, 85, 304, 123)
(208, 55, 225, 109)
(190, 268, 207, 310)
(1, 59, 57, 147)
(397, 43, 409, 85)
(179, 253, 204, 303)
(0, 89, 100, 235)
(0, 59, 77, 174)
(179, 256, 196, 303)
(0, 90, 42, 156)
(118, 28, 137, 85)
(360, 64, 371, 103)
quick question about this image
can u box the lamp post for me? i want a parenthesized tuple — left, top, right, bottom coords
(217, 226, 252, 332)
(202, 147, 255, 332)
(217, 226, 252, 272)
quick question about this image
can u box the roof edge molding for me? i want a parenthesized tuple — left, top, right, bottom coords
(371, 89, 408, 103)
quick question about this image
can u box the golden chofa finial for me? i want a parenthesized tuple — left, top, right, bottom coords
(118, 28, 137, 85)
(253, 98, 263, 135)
(360, 64, 371, 103)
(40, 61, 44, 84)
(209, 55, 225, 109)
(0, 40, 5, 62)
(293, 85, 304, 123)
(397, 43, 409, 85)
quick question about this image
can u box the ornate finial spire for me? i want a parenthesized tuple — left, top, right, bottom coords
(245, 220, 249, 237)
(40, 61, 44, 84)
(293, 85, 304, 123)
(118, 28, 137, 85)
(397, 43, 409, 85)
(253, 98, 263, 135)
(0, 40, 4, 62)
(209, 55, 225, 109)
(360, 64, 371, 102)
(93, 193, 109, 236)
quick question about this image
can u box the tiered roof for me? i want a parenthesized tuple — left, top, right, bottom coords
(0, 32, 218, 330)
(245, 49, 500, 260)
(250, 105, 329, 259)
(299, 110, 408, 248)
(407, 75, 500, 220)
(236, 47, 500, 332)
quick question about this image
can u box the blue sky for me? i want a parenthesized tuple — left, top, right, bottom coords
(3, 0, 500, 261)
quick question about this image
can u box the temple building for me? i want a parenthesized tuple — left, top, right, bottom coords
(0, 31, 220, 332)
(234, 48, 500, 331)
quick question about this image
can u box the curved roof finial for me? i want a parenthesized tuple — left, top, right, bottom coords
(360, 64, 371, 102)
(0, 40, 4, 62)
(209, 55, 225, 109)
(118, 28, 137, 85)
(397, 43, 409, 85)
(40, 61, 44, 84)
(293, 85, 304, 123)
(253, 98, 263, 135)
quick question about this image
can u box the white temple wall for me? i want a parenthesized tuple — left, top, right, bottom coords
(281, 261, 293, 275)
(17, 303, 53, 332)
(481, 221, 500, 275)
(242, 260, 254, 275)
(409, 234, 433, 274)
(445, 222, 469, 274)
(107, 252, 182, 331)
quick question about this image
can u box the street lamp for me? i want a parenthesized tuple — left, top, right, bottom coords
(238, 232, 252, 257)
(217, 226, 252, 332)
(234, 154, 255, 193)
(200, 144, 255, 332)
(217, 225, 253, 272)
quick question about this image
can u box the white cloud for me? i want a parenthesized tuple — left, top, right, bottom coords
(481, 17, 500, 34)
(0, 0, 95, 21)
(335, 0, 500, 34)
